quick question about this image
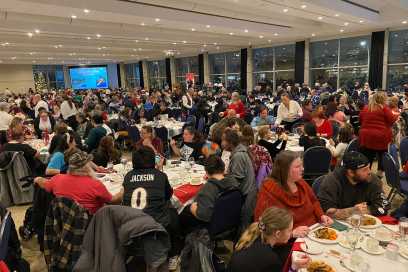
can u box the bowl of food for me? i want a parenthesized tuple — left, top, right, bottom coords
(308, 227, 339, 244)
(360, 215, 382, 229)
(306, 261, 335, 272)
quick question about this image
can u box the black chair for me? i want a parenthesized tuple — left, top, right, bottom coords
(206, 189, 243, 241)
(154, 127, 170, 158)
(400, 137, 408, 166)
(389, 143, 400, 170)
(0, 211, 11, 261)
(311, 175, 326, 196)
(291, 122, 304, 134)
(344, 137, 359, 154)
(127, 126, 140, 145)
(303, 146, 332, 183)
(382, 152, 408, 202)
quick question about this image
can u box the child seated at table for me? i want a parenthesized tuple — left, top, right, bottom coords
(299, 122, 326, 152)
(122, 146, 181, 269)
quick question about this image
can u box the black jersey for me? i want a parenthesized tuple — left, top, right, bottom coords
(123, 168, 173, 226)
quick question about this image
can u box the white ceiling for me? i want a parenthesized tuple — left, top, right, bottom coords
(0, 0, 407, 65)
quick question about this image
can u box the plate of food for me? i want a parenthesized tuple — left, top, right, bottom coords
(338, 234, 363, 249)
(306, 260, 335, 272)
(359, 214, 382, 229)
(308, 227, 340, 244)
(399, 245, 408, 260)
(360, 237, 385, 255)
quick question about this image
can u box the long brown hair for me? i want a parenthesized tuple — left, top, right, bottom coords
(235, 207, 293, 251)
(269, 151, 300, 190)
(240, 124, 255, 146)
(368, 91, 386, 112)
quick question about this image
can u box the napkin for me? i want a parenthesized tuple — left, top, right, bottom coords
(377, 215, 399, 225)
(330, 220, 349, 231)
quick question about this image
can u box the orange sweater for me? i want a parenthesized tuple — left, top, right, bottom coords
(254, 178, 324, 228)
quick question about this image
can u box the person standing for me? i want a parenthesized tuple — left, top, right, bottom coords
(60, 95, 78, 131)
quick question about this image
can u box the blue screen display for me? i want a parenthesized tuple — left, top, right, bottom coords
(69, 66, 109, 89)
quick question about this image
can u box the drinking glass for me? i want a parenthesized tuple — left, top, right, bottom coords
(188, 157, 195, 170)
(346, 229, 360, 252)
(121, 158, 128, 172)
(350, 211, 361, 229)
(399, 217, 408, 242)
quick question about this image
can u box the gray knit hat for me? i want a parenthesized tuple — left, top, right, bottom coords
(68, 151, 93, 170)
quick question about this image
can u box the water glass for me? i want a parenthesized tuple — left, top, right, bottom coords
(121, 158, 128, 172)
(385, 242, 399, 261)
(346, 229, 360, 252)
(188, 157, 195, 169)
(350, 212, 361, 229)
(399, 217, 408, 241)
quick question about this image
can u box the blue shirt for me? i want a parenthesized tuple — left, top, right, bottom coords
(47, 152, 66, 171)
(250, 116, 275, 127)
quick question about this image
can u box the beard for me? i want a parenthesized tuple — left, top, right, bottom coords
(352, 175, 369, 184)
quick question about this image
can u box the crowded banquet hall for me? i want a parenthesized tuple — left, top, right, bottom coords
(2, 0, 408, 271)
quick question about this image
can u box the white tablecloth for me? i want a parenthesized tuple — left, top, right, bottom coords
(135, 120, 184, 139)
(293, 223, 408, 272)
(26, 139, 50, 163)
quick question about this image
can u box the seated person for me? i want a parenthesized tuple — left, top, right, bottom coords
(250, 106, 275, 127)
(312, 110, 333, 139)
(46, 131, 76, 176)
(135, 125, 164, 156)
(170, 126, 205, 163)
(317, 151, 387, 219)
(75, 112, 93, 139)
(181, 155, 238, 232)
(275, 92, 303, 131)
(219, 92, 246, 119)
(255, 151, 332, 238)
(257, 126, 287, 161)
(122, 146, 180, 265)
(34, 151, 123, 214)
(299, 122, 326, 152)
(85, 113, 107, 152)
(327, 124, 354, 162)
(91, 136, 121, 167)
(3, 125, 45, 176)
(33, 107, 56, 139)
(229, 207, 310, 272)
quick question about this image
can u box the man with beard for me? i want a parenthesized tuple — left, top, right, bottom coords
(317, 151, 387, 220)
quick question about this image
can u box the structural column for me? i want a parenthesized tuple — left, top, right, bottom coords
(119, 62, 126, 89)
(246, 47, 253, 93)
(304, 39, 310, 85)
(369, 31, 385, 90)
(382, 30, 389, 90)
(170, 56, 176, 89)
(295, 41, 306, 84)
(203, 52, 210, 84)
(142, 60, 149, 90)
(62, 65, 71, 89)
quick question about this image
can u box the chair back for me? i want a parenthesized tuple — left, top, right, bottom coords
(400, 137, 408, 165)
(127, 126, 140, 144)
(389, 143, 400, 170)
(303, 146, 332, 179)
(382, 152, 401, 192)
(207, 189, 243, 240)
(291, 122, 304, 134)
(0, 211, 11, 260)
(330, 120, 340, 140)
(345, 137, 359, 153)
(312, 175, 326, 196)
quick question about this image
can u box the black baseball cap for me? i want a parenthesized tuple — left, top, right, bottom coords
(342, 151, 370, 170)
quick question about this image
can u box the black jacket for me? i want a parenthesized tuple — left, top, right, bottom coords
(33, 116, 56, 139)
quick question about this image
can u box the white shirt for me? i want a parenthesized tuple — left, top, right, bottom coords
(34, 100, 49, 117)
(182, 94, 193, 109)
(0, 111, 13, 131)
(60, 101, 78, 120)
(275, 100, 303, 124)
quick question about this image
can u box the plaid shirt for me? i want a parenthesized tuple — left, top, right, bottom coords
(44, 197, 90, 271)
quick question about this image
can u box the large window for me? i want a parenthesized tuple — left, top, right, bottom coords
(310, 36, 371, 90)
(388, 30, 408, 91)
(32, 65, 65, 90)
(148, 60, 167, 90)
(208, 51, 241, 89)
(125, 63, 141, 88)
(175, 56, 199, 87)
(252, 44, 295, 92)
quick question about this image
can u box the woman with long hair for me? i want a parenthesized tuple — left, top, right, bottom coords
(311, 110, 333, 138)
(135, 125, 164, 156)
(91, 136, 121, 167)
(359, 91, 398, 176)
(229, 207, 310, 272)
(46, 131, 76, 176)
(254, 151, 332, 237)
(170, 126, 205, 162)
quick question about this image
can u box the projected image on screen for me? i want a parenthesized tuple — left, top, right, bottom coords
(69, 66, 109, 89)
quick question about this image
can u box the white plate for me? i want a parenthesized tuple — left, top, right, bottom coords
(359, 215, 382, 229)
(300, 243, 322, 255)
(360, 240, 386, 255)
(307, 227, 340, 244)
(399, 246, 408, 259)
(189, 181, 204, 186)
(338, 235, 363, 249)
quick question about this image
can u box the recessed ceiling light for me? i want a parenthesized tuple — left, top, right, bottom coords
(311, 33, 316, 37)
(359, 20, 364, 23)
(48, 57, 54, 60)
(155, 18, 160, 22)
(172, 42, 177, 45)
(29, 52, 34, 55)
(96, 34, 101, 38)
(71, 15, 77, 19)
(216, 46, 220, 50)
(206, 25, 211, 28)
(229, 32, 234, 35)
(244, 29, 249, 33)
(83, 9, 90, 13)
(98, 47, 102, 50)
(138, 48, 142, 51)
(274, 33, 278, 36)
(34, 29, 40, 34)
(101, 46, 106, 49)
(340, 29, 344, 32)
(191, 28, 196, 31)
(11, 57, 16, 60)
(283, 8, 289, 12)
(182, 41, 187, 43)
(145, 37, 149, 40)
(213, 42, 217, 45)
(27, 32, 33, 37)
(32, 60, 36, 63)
(203, 44, 207, 47)
(140, 22, 145, 26)
(301, 4, 307, 9)
(335, 14, 339, 17)
(268, 40, 271, 43)
(135, 40, 139, 42)
(344, 22, 349, 26)
(403, 20, 408, 24)
(54, 45, 59, 48)
(318, 16, 323, 20)
(259, 35, 264, 39)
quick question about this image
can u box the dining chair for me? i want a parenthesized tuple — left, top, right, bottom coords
(303, 146, 332, 184)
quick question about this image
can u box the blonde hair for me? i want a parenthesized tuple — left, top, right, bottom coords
(235, 207, 293, 251)
(257, 126, 270, 140)
(368, 91, 387, 112)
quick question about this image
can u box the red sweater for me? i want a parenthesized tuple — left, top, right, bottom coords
(255, 178, 324, 228)
(224, 101, 246, 118)
(314, 119, 333, 139)
(359, 106, 398, 150)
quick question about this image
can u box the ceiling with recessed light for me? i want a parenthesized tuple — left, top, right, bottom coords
(0, 0, 407, 65)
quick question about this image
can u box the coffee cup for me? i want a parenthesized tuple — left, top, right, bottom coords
(366, 237, 379, 252)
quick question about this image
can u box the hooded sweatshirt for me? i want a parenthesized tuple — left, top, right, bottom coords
(194, 176, 239, 222)
(228, 144, 256, 196)
(254, 178, 324, 228)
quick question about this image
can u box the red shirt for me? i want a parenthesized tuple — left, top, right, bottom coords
(314, 118, 333, 138)
(224, 101, 246, 118)
(255, 178, 324, 228)
(359, 106, 398, 150)
(43, 174, 112, 214)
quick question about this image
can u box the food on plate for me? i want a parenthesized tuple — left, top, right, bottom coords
(314, 227, 337, 240)
(307, 261, 335, 272)
(361, 215, 377, 226)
